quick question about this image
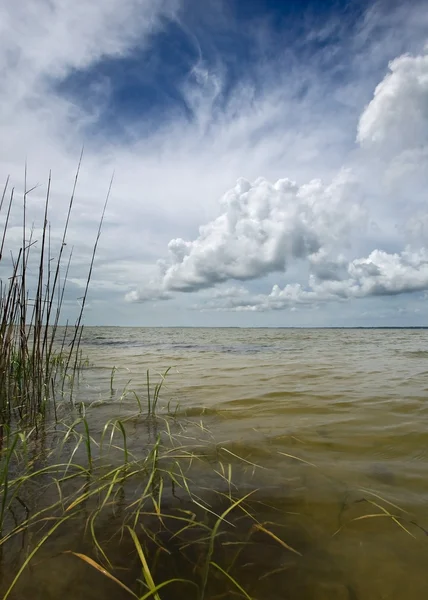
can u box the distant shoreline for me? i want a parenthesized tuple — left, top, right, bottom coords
(74, 325, 428, 330)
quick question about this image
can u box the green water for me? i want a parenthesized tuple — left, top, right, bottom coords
(2, 328, 428, 599)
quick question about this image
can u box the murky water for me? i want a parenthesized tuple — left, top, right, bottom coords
(3, 327, 428, 599)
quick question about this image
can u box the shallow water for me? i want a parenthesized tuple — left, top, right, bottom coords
(4, 327, 428, 599)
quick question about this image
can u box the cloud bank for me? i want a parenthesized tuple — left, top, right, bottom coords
(195, 248, 428, 312)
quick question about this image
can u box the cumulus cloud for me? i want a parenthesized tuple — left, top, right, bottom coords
(195, 248, 428, 312)
(126, 287, 172, 302)
(129, 170, 366, 300)
(304, 248, 428, 300)
(357, 49, 428, 153)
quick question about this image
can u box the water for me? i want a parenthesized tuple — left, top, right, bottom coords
(5, 327, 428, 599)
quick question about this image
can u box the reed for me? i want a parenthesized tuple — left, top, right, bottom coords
(0, 163, 109, 426)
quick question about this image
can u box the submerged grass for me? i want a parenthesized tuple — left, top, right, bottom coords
(0, 410, 260, 599)
(1, 378, 427, 600)
(2, 398, 423, 600)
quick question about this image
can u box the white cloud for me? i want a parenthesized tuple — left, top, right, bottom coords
(357, 50, 428, 154)
(0, 0, 178, 82)
(196, 248, 428, 312)
(300, 247, 428, 301)
(129, 170, 366, 300)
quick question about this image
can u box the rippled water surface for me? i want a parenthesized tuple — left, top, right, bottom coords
(7, 327, 428, 599)
(66, 327, 428, 598)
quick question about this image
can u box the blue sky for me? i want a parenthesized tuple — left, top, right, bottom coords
(1, 0, 428, 326)
(58, 0, 369, 136)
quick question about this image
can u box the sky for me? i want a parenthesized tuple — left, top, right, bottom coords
(1, 0, 428, 327)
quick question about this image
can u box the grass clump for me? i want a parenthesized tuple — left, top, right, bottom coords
(0, 163, 109, 426)
(0, 376, 423, 600)
(0, 412, 274, 600)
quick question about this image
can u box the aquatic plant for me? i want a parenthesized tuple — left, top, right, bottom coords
(0, 412, 258, 599)
(2, 403, 423, 600)
(0, 162, 110, 426)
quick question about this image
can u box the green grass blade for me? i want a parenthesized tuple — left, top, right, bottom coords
(3, 515, 73, 600)
(138, 578, 197, 600)
(127, 526, 161, 600)
(210, 561, 253, 600)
